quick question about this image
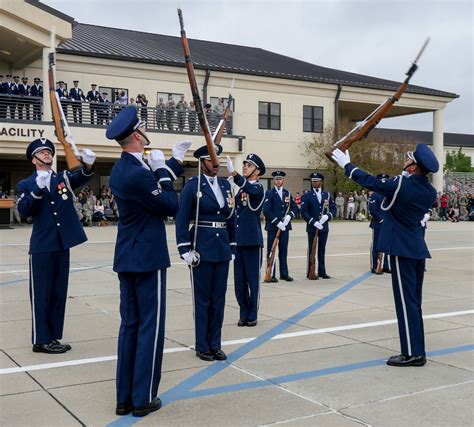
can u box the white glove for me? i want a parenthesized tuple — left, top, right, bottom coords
(314, 221, 323, 230)
(226, 155, 235, 174)
(319, 214, 329, 225)
(421, 213, 430, 227)
(35, 170, 49, 189)
(182, 251, 197, 265)
(231, 254, 235, 262)
(331, 148, 351, 168)
(283, 214, 291, 227)
(81, 148, 96, 165)
(147, 150, 166, 171)
(172, 140, 192, 162)
(277, 221, 286, 232)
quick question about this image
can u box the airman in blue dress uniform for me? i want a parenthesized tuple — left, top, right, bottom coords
(369, 174, 391, 274)
(17, 138, 95, 354)
(176, 144, 236, 362)
(263, 171, 299, 282)
(300, 172, 336, 279)
(226, 153, 266, 327)
(332, 144, 439, 367)
(107, 106, 191, 417)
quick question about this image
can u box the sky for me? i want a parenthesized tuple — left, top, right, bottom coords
(42, 0, 473, 134)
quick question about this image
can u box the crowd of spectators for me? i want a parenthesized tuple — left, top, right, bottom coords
(1, 75, 233, 134)
(74, 185, 118, 226)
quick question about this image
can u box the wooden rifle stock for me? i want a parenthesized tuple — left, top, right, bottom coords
(325, 38, 430, 161)
(307, 229, 319, 280)
(264, 228, 281, 283)
(178, 9, 218, 167)
(212, 93, 233, 145)
(375, 252, 384, 274)
(48, 38, 81, 172)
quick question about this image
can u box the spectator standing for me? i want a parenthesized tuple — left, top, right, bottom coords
(188, 100, 197, 132)
(346, 192, 355, 219)
(10, 75, 20, 118)
(335, 192, 345, 219)
(69, 80, 86, 123)
(86, 84, 102, 124)
(176, 95, 188, 131)
(56, 81, 69, 119)
(30, 77, 43, 121)
(439, 193, 448, 220)
(166, 95, 175, 130)
(156, 97, 165, 129)
(99, 92, 111, 125)
(18, 76, 31, 120)
(359, 190, 368, 219)
(136, 94, 148, 122)
(294, 192, 302, 219)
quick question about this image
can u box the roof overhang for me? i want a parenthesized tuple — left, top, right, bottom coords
(0, 0, 72, 68)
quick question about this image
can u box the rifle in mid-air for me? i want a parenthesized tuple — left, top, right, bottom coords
(326, 38, 430, 160)
(48, 28, 81, 171)
(178, 9, 219, 167)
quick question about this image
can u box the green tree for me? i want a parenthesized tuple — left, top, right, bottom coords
(444, 149, 472, 172)
(302, 120, 416, 194)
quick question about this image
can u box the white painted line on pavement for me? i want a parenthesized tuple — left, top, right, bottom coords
(1, 309, 471, 375)
(2, 246, 472, 274)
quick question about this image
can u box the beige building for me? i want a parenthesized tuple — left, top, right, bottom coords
(0, 0, 461, 194)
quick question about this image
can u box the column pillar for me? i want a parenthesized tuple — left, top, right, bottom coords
(432, 109, 444, 192)
(42, 47, 52, 122)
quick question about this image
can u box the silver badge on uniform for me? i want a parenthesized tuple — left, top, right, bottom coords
(62, 194, 68, 200)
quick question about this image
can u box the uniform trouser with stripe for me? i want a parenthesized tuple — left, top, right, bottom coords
(266, 230, 289, 277)
(191, 261, 229, 352)
(29, 250, 70, 345)
(234, 246, 262, 322)
(390, 256, 426, 356)
(116, 269, 166, 407)
(306, 231, 329, 276)
(371, 228, 389, 271)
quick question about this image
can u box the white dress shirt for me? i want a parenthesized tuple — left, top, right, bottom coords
(205, 175, 225, 208)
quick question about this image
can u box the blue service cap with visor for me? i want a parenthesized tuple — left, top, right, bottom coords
(106, 106, 146, 142)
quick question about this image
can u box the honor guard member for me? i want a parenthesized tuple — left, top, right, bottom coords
(176, 144, 236, 362)
(263, 171, 298, 282)
(69, 80, 86, 123)
(107, 106, 191, 417)
(56, 81, 69, 118)
(332, 144, 439, 367)
(301, 172, 336, 279)
(226, 153, 266, 327)
(369, 175, 390, 274)
(17, 138, 95, 354)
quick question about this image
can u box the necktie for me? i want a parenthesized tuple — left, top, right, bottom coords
(209, 178, 214, 185)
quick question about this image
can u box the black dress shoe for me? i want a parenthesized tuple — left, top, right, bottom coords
(247, 320, 257, 327)
(211, 349, 227, 360)
(270, 277, 278, 283)
(387, 354, 426, 367)
(382, 268, 392, 274)
(116, 402, 133, 416)
(133, 397, 162, 417)
(53, 340, 71, 351)
(370, 269, 376, 274)
(32, 342, 67, 354)
(281, 275, 294, 282)
(320, 274, 331, 279)
(237, 319, 247, 327)
(196, 351, 215, 361)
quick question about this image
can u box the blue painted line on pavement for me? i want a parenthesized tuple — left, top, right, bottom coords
(0, 264, 112, 286)
(183, 344, 474, 400)
(107, 343, 473, 426)
(107, 271, 372, 427)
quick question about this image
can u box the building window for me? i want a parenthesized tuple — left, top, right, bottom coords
(259, 101, 280, 130)
(100, 87, 128, 103)
(303, 105, 323, 133)
(157, 92, 184, 105)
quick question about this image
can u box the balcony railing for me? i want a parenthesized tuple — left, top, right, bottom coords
(0, 94, 234, 135)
